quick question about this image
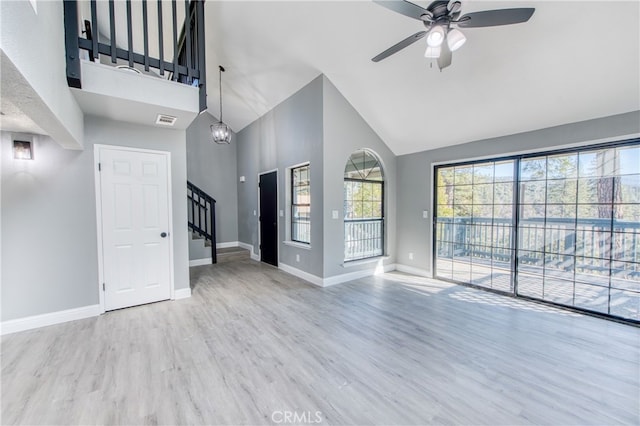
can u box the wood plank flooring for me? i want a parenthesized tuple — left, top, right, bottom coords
(2, 258, 639, 425)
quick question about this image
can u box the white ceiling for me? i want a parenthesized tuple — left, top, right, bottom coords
(204, 1, 640, 155)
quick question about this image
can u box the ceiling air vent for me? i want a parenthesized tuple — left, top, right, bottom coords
(156, 114, 177, 126)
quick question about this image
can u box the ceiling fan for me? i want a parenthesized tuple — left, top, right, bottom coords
(372, 0, 535, 70)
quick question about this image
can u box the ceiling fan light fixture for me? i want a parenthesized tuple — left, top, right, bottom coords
(447, 28, 467, 51)
(426, 25, 445, 47)
(424, 45, 441, 59)
(448, 1, 462, 14)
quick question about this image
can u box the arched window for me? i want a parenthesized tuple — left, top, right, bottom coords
(344, 149, 384, 261)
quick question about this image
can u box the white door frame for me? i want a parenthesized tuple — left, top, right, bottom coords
(257, 168, 279, 264)
(94, 144, 175, 314)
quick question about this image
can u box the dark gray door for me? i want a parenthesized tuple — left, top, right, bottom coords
(259, 171, 278, 266)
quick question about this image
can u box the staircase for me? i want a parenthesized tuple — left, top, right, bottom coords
(216, 247, 251, 263)
(189, 234, 250, 264)
(187, 181, 217, 264)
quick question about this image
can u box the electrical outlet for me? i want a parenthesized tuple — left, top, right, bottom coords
(296, 254, 300, 262)
(409, 252, 414, 260)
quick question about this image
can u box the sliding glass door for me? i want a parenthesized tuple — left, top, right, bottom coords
(434, 141, 639, 322)
(435, 159, 516, 292)
(517, 145, 639, 319)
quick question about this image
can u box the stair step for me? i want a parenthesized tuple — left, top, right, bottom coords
(216, 247, 250, 263)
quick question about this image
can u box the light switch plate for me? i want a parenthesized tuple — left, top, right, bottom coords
(422, 210, 429, 219)
(332, 210, 339, 219)
(280, 210, 284, 217)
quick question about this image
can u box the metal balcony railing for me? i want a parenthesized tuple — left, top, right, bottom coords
(63, 0, 207, 112)
(436, 217, 640, 278)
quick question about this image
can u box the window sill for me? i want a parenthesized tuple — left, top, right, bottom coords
(342, 256, 390, 268)
(284, 240, 312, 250)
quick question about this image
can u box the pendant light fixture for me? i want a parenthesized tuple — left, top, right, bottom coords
(210, 65, 231, 144)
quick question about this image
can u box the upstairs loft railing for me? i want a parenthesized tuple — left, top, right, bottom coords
(187, 180, 217, 264)
(63, 0, 207, 112)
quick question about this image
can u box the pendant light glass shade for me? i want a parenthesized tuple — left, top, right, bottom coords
(211, 121, 231, 144)
(211, 65, 232, 144)
(447, 28, 467, 51)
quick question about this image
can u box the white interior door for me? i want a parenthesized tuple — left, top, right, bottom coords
(98, 147, 172, 311)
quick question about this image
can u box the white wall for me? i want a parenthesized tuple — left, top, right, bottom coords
(0, 0, 84, 148)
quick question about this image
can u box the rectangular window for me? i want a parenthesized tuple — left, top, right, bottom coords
(291, 164, 310, 244)
(344, 179, 384, 261)
(434, 140, 640, 322)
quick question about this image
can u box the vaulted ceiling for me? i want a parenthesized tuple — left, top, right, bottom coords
(204, 1, 640, 155)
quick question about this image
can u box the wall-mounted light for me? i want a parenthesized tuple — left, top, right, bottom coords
(13, 139, 33, 160)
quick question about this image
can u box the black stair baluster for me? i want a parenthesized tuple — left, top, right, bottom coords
(187, 181, 217, 264)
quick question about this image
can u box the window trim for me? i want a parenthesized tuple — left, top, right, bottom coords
(343, 149, 385, 262)
(290, 163, 311, 245)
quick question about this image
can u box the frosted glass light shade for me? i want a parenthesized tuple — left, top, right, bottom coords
(424, 45, 441, 58)
(426, 26, 445, 47)
(447, 28, 467, 51)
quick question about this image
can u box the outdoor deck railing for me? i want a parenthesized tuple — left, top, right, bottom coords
(436, 217, 640, 278)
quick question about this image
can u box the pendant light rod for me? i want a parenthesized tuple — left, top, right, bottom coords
(218, 65, 225, 122)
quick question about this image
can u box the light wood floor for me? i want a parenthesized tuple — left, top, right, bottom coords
(2, 258, 639, 425)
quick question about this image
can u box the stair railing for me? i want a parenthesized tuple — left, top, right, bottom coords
(187, 180, 217, 264)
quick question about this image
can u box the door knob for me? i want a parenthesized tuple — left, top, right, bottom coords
(160, 232, 168, 238)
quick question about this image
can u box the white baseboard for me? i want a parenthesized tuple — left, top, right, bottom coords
(189, 258, 212, 267)
(238, 242, 260, 261)
(216, 241, 239, 249)
(279, 262, 398, 287)
(1, 304, 101, 336)
(174, 288, 192, 300)
(395, 264, 431, 277)
(323, 263, 397, 287)
(237, 241, 253, 251)
(279, 263, 324, 287)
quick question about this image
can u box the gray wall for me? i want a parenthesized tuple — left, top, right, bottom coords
(396, 110, 640, 274)
(186, 112, 238, 250)
(1, 117, 189, 321)
(236, 76, 324, 277)
(322, 76, 397, 278)
(1, 132, 97, 321)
